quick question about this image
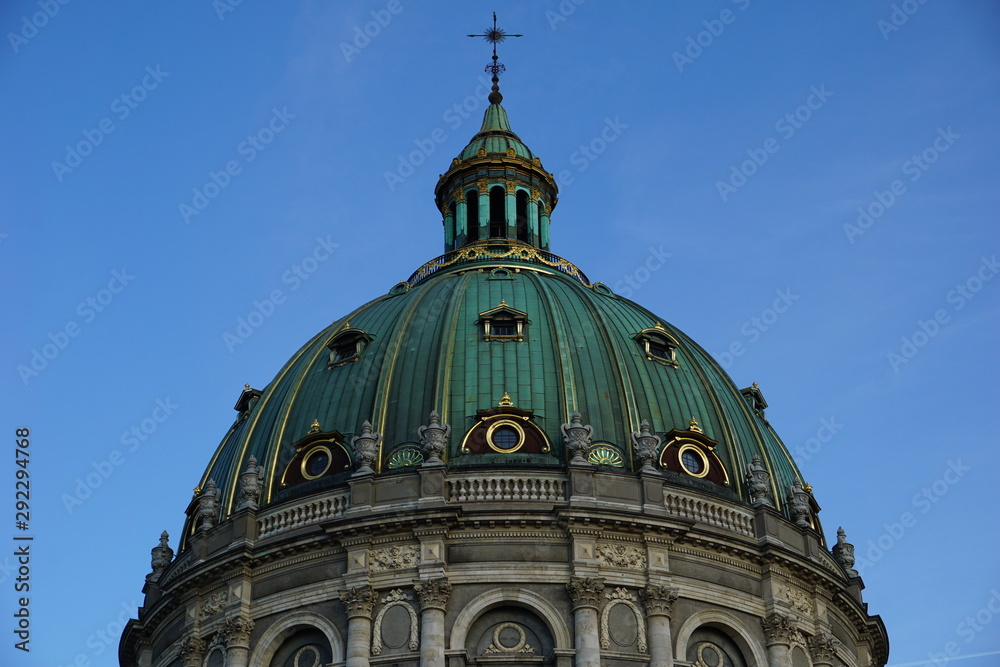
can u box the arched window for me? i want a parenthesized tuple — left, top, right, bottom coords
(685, 628, 748, 667)
(489, 185, 506, 238)
(268, 628, 333, 667)
(465, 605, 555, 667)
(516, 190, 529, 242)
(466, 190, 480, 242)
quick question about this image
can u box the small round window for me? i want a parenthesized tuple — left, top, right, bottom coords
(486, 420, 524, 453)
(678, 444, 709, 478)
(302, 446, 332, 480)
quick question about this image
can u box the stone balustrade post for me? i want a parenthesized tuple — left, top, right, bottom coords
(567, 577, 604, 667)
(415, 577, 452, 667)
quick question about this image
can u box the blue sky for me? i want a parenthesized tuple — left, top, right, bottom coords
(2, 2, 998, 665)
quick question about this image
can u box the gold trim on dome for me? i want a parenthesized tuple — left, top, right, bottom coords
(406, 241, 591, 287)
(498, 391, 514, 407)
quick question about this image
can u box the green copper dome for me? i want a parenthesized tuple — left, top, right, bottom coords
(190, 243, 810, 535)
(184, 96, 815, 545)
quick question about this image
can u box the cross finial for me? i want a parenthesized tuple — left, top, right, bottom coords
(468, 12, 522, 104)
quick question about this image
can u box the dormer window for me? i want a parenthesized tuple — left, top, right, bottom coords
(490, 318, 517, 337)
(478, 300, 528, 342)
(326, 326, 373, 367)
(635, 326, 679, 367)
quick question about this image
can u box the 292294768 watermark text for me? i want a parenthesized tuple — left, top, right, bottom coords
(13, 427, 33, 653)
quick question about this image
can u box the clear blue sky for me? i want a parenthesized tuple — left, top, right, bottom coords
(2, 2, 998, 666)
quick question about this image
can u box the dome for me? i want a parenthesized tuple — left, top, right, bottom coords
(189, 242, 808, 540)
(123, 38, 887, 667)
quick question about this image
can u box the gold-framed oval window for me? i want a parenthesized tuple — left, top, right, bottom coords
(486, 419, 525, 453)
(301, 445, 333, 480)
(677, 444, 709, 478)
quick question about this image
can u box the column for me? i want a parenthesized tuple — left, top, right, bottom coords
(179, 636, 205, 667)
(223, 615, 254, 667)
(455, 199, 468, 246)
(761, 613, 796, 667)
(540, 212, 551, 250)
(527, 200, 539, 246)
(478, 190, 489, 240)
(640, 585, 678, 667)
(444, 210, 455, 251)
(415, 577, 452, 667)
(505, 185, 516, 239)
(809, 631, 839, 667)
(343, 585, 376, 667)
(567, 577, 604, 667)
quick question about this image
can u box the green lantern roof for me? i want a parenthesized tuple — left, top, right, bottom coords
(457, 103, 536, 161)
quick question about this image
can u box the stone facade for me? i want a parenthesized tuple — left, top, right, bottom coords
(120, 466, 887, 666)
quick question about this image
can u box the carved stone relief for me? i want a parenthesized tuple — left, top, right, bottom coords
(599, 587, 647, 653)
(369, 545, 419, 572)
(372, 589, 419, 655)
(484, 622, 535, 654)
(595, 543, 646, 570)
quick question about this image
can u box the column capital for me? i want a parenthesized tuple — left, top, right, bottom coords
(567, 576, 605, 610)
(640, 585, 679, 618)
(342, 585, 377, 619)
(809, 631, 840, 664)
(179, 636, 206, 667)
(222, 615, 255, 649)
(761, 612, 800, 646)
(414, 577, 452, 611)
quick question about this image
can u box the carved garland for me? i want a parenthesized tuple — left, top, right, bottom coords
(484, 622, 535, 654)
(407, 243, 591, 287)
(199, 590, 229, 619)
(369, 545, 419, 572)
(595, 543, 646, 570)
(371, 589, 419, 655)
(599, 588, 647, 653)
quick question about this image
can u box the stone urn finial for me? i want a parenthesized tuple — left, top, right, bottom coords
(418, 410, 450, 465)
(631, 419, 662, 473)
(745, 454, 773, 507)
(148, 530, 173, 580)
(787, 479, 811, 528)
(198, 479, 221, 531)
(351, 421, 381, 475)
(237, 455, 264, 510)
(832, 526, 858, 576)
(561, 411, 593, 465)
